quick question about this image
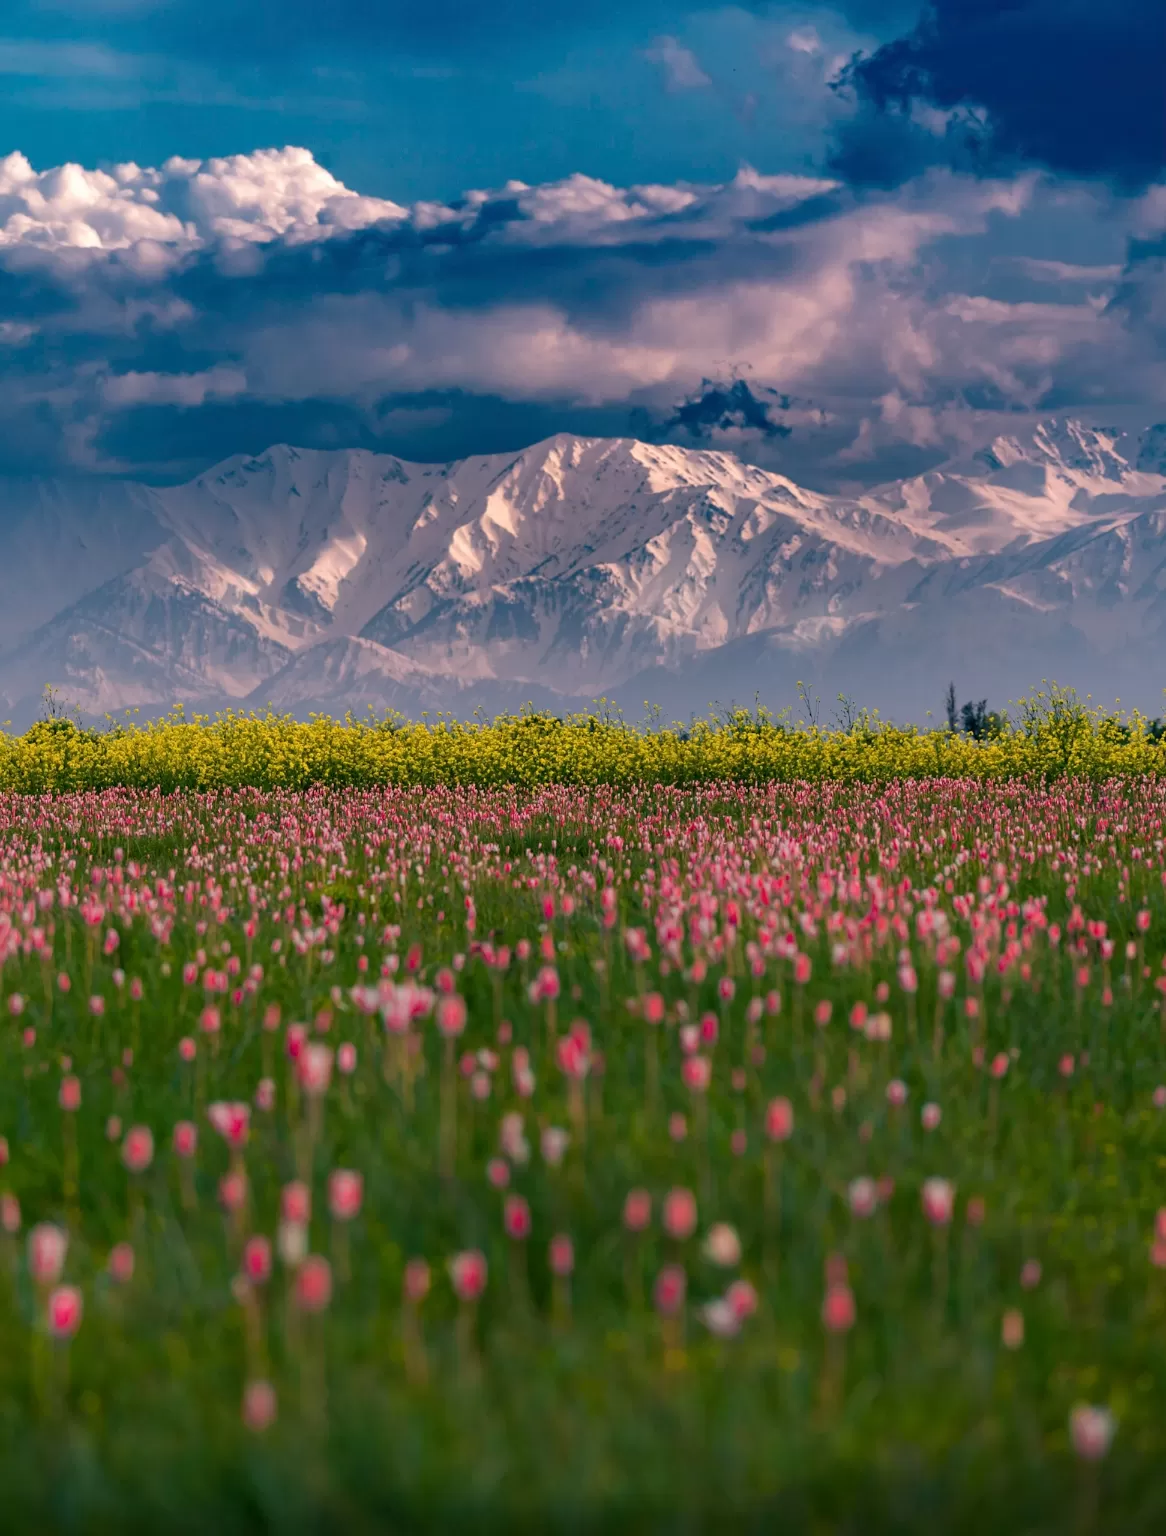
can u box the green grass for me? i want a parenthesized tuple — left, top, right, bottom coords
(0, 778, 1163, 1531)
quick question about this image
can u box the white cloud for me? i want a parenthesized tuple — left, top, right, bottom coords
(644, 35, 711, 92)
(0, 38, 134, 76)
(101, 366, 247, 408)
(0, 145, 1158, 482)
(1011, 258, 1124, 283)
(0, 145, 406, 252)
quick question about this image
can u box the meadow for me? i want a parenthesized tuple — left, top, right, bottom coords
(1, 767, 1165, 1531)
(5, 682, 1166, 793)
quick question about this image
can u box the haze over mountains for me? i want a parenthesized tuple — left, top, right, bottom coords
(5, 417, 1166, 729)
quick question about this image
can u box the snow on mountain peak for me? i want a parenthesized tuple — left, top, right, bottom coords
(3, 418, 1166, 726)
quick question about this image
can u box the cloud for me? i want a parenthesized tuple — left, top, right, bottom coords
(0, 145, 404, 251)
(0, 144, 1159, 486)
(644, 35, 711, 92)
(101, 365, 246, 408)
(832, 0, 1165, 189)
(0, 38, 135, 75)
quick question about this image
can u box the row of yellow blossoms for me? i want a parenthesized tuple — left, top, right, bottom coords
(4, 687, 1166, 790)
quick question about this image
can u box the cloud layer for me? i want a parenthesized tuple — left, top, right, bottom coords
(0, 143, 1161, 485)
(834, 0, 1165, 189)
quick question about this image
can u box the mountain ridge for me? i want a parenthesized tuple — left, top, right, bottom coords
(3, 419, 1166, 727)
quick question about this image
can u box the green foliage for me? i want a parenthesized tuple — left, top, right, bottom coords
(3, 682, 1166, 790)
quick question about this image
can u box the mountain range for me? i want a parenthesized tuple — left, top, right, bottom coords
(4, 417, 1166, 729)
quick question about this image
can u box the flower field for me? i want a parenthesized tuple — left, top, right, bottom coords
(2, 776, 1166, 1531)
(6, 684, 1166, 792)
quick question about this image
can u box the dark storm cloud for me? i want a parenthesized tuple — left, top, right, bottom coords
(832, 0, 1166, 189)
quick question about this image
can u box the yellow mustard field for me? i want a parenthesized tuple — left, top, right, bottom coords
(4, 687, 1166, 790)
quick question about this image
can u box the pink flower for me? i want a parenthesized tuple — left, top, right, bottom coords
(173, 1120, 198, 1159)
(107, 1243, 135, 1284)
(328, 1169, 364, 1222)
(548, 1233, 574, 1277)
(727, 1278, 758, 1321)
(295, 1255, 333, 1313)
(662, 1187, 698, 1242)
(1020, 1259, 1042, 1290)
(281, 1180, 311, 1225)
(219, 1170, 248, 1213)
(448, 1250, 488, 1302)
(921, 1102, 941, 1132)
(921, 1178, 955, 1226)
(58, 1076, 81, 1112)
(682, 1055, 712, 1093)
(28, 1223, 67, 1285)
(337, 1042, 357, 1075)
(886, 1079, 908, 1108)
(504, 1194, 532, 1240)
(653, 1263, 686, 1317)
(46, 1284, 83, 1339)
(702, 1222, 741, 1267)
(436, 995, 468, 1038)
(254, 1077, 276, 1112)
(822, 1283, 856, 1334)
(122, 1125, 154, 1173)
(1, 1193, 20, 1234)
(243, 1236, 272, 1284)
(1001, 1309, 1024, 1349)
(297, 1043, 334, 1096)
(178, 1037, 196, 1063)
(207, 1101, 250, 1149)
(623, 1189, 651, 1233)
(242, 1380, 277, 1432)
(765, 1097, 794, 1142)
(848, 1177, 878, 1219)
(403, 1258, 430, 1303)
(531, 966, 560, 1004)
(1069, 1405, 1115, 1461)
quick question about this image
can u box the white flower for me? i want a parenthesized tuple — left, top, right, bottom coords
(699, 1297, 741, 1338)
(702, 1222, 742, 1267)
(1069, 1404, 1115, 1461)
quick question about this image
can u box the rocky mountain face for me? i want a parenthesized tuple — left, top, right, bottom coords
(4, 418, 1166, 727)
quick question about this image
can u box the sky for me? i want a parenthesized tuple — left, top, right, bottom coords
(0, 0, 1161, 485)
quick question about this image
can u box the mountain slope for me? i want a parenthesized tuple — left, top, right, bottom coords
(1, 419, 1165, 725)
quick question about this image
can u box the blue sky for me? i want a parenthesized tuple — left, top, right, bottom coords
(0, 3, 917, 200)
(0, 1, 1160, 483)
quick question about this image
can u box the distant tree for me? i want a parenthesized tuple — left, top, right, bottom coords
(960, 698, 1005, 741)
(944, 682, 958, 732)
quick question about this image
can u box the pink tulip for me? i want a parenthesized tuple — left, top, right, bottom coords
(47, 1284, 83, 1338)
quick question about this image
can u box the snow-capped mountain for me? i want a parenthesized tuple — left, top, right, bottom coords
(3, 418, 1166, 727)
